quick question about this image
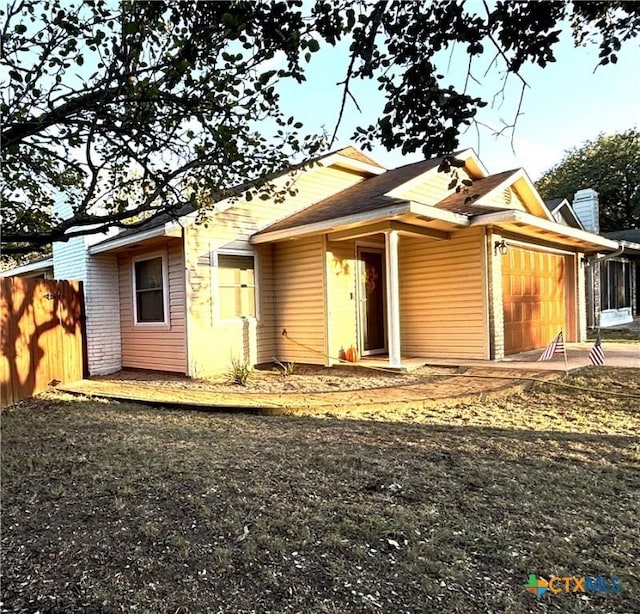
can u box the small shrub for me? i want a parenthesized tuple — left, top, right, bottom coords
(273, 358, 296, 377)
(227, 355, 252, 386)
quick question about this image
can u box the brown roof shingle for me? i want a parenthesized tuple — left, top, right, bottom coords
(255, 156, 445, 235)
(434, 169, 519, 215)
(335, 146, 386, 169)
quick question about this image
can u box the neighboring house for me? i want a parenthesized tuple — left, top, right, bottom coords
(0, 256, 54, 279)
(547, 196, 584, 229)
(561, 189, 640, 328)
(6, 146, 621, 376)
(600, 228, 640, 328)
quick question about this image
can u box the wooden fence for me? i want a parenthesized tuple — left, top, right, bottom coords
(1, 277, 86, 406)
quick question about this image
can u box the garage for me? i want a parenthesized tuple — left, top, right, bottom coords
(502, 246, 566, 355)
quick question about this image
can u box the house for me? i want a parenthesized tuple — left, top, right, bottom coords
(15, 146, 621, 376)
(546, 197, 584, 229)
(0, 256, 54, 280)
(599, 228, 640, 328)
(561, 189, 640, 328)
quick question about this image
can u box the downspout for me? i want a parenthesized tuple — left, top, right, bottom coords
(585, 243, 625, 265)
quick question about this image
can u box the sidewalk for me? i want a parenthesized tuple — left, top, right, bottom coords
(59, 367, 563, 413)
(58, 344, 638, 414)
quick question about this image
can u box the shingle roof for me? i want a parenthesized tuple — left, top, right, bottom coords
(603, 229, 640, 242)
(545, 197, 567, 210)
(336, 146, 386, 169)
(256, 156, 445, 234)
(433, 169, 520, 215)
(91, 146, 383, 248)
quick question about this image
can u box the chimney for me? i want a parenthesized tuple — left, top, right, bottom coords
(572, 189, 599, 233)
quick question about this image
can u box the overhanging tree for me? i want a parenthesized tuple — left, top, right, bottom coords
(2, 0, 639, 254)
(536, 130, 640, 231)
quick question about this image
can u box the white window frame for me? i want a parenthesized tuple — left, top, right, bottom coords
(213, 248, 260, 323)
(132, 251, 170, 328)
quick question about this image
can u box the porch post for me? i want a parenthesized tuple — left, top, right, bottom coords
(385, 229, 402, 368)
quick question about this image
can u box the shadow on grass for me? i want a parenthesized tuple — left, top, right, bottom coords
(1, 397, 638, 614)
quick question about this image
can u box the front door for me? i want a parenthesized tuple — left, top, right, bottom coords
(357, 248, 386, 355)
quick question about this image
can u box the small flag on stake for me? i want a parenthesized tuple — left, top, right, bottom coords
(538, 331, 565, 362)
(589, 334, 606, 366)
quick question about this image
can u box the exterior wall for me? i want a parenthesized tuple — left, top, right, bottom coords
(53, 235, 89, 281)
(117, 239, 186, 373)
(84, 255, 122, 375)
(197, 165, 369, 250)
(397, 167, 472, 205)
(481, 187, 527, 212)
(184, 164, 367, 375)
(398, 228, 489, 359)
(52, 203, 122, 375)
(325, 239, 358, 361)
(486, 231, 505, 360)
(273, 236, 326, 364)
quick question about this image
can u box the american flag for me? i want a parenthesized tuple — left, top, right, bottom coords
(538, 331, 565, 361)
(589, 334, 606, 366)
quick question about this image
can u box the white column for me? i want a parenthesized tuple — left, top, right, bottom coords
(385, 229, 402, 368)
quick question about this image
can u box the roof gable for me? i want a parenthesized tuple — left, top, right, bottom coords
(434, 168, 553, 221)
(255, 155, 453, 235)
(385, 148, 489, 203)
(548, 198, 584, 229)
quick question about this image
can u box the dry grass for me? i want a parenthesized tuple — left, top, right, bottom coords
(1, 367, 639, 613)
(587, 327, 639, 342)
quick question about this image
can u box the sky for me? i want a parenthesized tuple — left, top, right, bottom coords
(277, 18, 640, 181)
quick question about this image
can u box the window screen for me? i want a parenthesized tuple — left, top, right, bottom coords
(134, 256, 165, 323)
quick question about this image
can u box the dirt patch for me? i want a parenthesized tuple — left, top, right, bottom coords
(96, 364, 460, 394)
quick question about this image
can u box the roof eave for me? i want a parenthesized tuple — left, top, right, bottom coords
(250, 202, 414, 244)
(250, 200, 470, 245)
(469, 210, 620, 251)
(321, 152, 387, 175)
(88, 222, 181, 254)
(408, 201, 470, 227)
(0, 257, 54, 278)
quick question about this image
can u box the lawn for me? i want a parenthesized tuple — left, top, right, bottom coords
(2, 367, 639, 613)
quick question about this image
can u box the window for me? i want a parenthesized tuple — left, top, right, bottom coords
(133, 254, 168, 324)
(217, 254, 256, 319)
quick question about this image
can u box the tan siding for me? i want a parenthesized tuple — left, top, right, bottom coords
(192, 166, 368, 250)
(183, 164, 367, 375)
(397, 168, 472, 205)
(399, 228, 488, 359)
(273, 236, 326, 364)
(481, 187, 526, 211)
(256, 244, 275, 363)
(118, 240, 186, 372)
(326, 240, 358, 360)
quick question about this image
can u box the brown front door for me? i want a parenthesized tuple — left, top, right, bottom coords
(358, 248, 386, 354)
(502, 247, 566, 354)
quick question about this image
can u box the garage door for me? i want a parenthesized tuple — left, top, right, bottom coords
(502, 247, 566, 355)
